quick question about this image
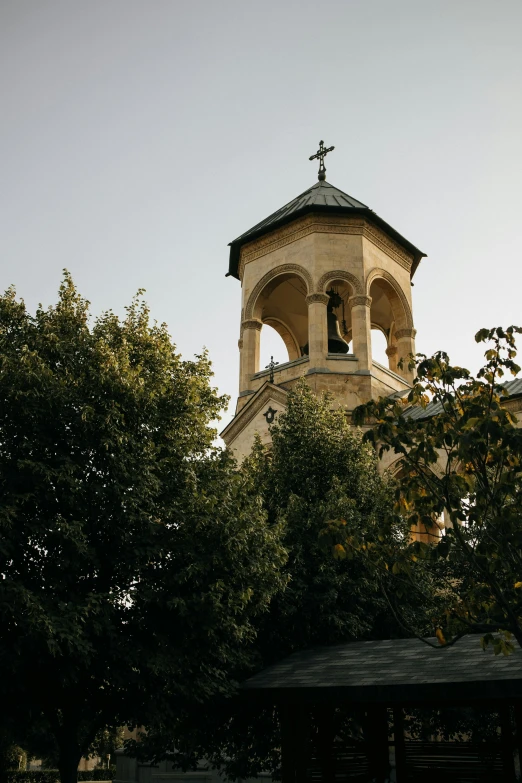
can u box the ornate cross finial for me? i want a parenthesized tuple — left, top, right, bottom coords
(265, 356, 279, 384)
(309, 140, 335, 181)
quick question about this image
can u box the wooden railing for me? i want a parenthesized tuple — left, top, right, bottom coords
(304, 740, 512, 782)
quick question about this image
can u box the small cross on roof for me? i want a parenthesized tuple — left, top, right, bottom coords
(309, 140, 335, 181)
(265, 356, 279, 384)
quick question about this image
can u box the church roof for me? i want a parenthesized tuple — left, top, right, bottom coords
(402, 377, 522, 421)
(227, 180, 426, 279)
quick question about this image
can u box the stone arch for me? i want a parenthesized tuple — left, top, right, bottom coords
(244, 264, 313, 320)
(370, 322, 390, 368)
(262, 317, 300, 362)
(384, 455, 442, 543)
(317, 270, 363, 295)
(365, 268, 414, 330)
(386, 451, 449, 480)
(385, 457, 407, 478)
(371, 322, 388, 338)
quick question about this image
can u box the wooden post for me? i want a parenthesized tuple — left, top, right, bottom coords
(366, 706, 390, 782)
(514, 701, 522, 777)
(499, 704, 516, 782)
(295, 707, 310, 783)
(280, 704, 296, 783)
(393, 706, 407, 783)
(316, 706, 336, 783)
(280, 703, 310, 783)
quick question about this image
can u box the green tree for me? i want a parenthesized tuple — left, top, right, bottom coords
(88, 727, 125, 767)
(14, 723, 125, 770)
(346, 326, 522, 653)
(252, 382, 407, 658)
(0, 274, 286, 783)
(138, 383, 427, 778)
(0, 732, 25, 783)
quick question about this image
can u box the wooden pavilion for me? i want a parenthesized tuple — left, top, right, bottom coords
(241, 635, 522, 782)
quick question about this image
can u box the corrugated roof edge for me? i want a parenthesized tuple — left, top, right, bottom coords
(401, 377, 522, 421)
(230, 182, 371, 244)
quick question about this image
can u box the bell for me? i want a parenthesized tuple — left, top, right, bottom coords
(327, 309, 349, 354)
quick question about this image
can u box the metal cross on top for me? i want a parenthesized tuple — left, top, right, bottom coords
(309, 140, 335, 182)
(265, 356, 279, 384)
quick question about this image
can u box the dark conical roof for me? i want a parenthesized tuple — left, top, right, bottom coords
(227, 180, 425, 279)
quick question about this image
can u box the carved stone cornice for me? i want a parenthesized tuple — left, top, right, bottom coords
(363, 222, 414, 274)
(349, 295, 372, 308)
(241, 319, 263, 331)
(238, 213, 414, 279)
(395, 328, 417, 339)
(306, 293, 330, 306)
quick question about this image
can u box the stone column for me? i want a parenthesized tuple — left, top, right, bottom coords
(306, 293, 329, 369)
(348, 295, 372, 372)
(395, 327, 416, 384)
(386, 344, 398, 373)
(239, 319, 262, 392)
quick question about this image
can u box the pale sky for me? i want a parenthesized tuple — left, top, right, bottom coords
(1, 0, 522, 432)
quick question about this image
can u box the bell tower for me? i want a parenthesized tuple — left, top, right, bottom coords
(221, 143, 426, 460)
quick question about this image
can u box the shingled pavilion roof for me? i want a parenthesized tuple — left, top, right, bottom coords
(242, 635, 522, 705)
(227, 180, 426, 280)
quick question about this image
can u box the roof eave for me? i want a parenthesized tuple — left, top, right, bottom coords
(227, 204, 426, 280)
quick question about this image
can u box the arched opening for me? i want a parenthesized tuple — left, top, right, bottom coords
(387, 459, 442, 544)
(371, 326, 389, 368)
(369, 276, 410, 373)
(260, 324, 290, 372)
(252, 272, 308, 371)
(321, 278, 354, 352)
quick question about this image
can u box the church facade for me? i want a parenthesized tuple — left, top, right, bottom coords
(221, 145, 426, 462)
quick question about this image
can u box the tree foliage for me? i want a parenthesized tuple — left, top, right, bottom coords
(253, 382, 406, 657)
(87, 727, 125, 765)
(0, 274, 286, 783)
(0, 737, 25, 783)
(141, 382, 426, 779)
(340, 326, 522, 653)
